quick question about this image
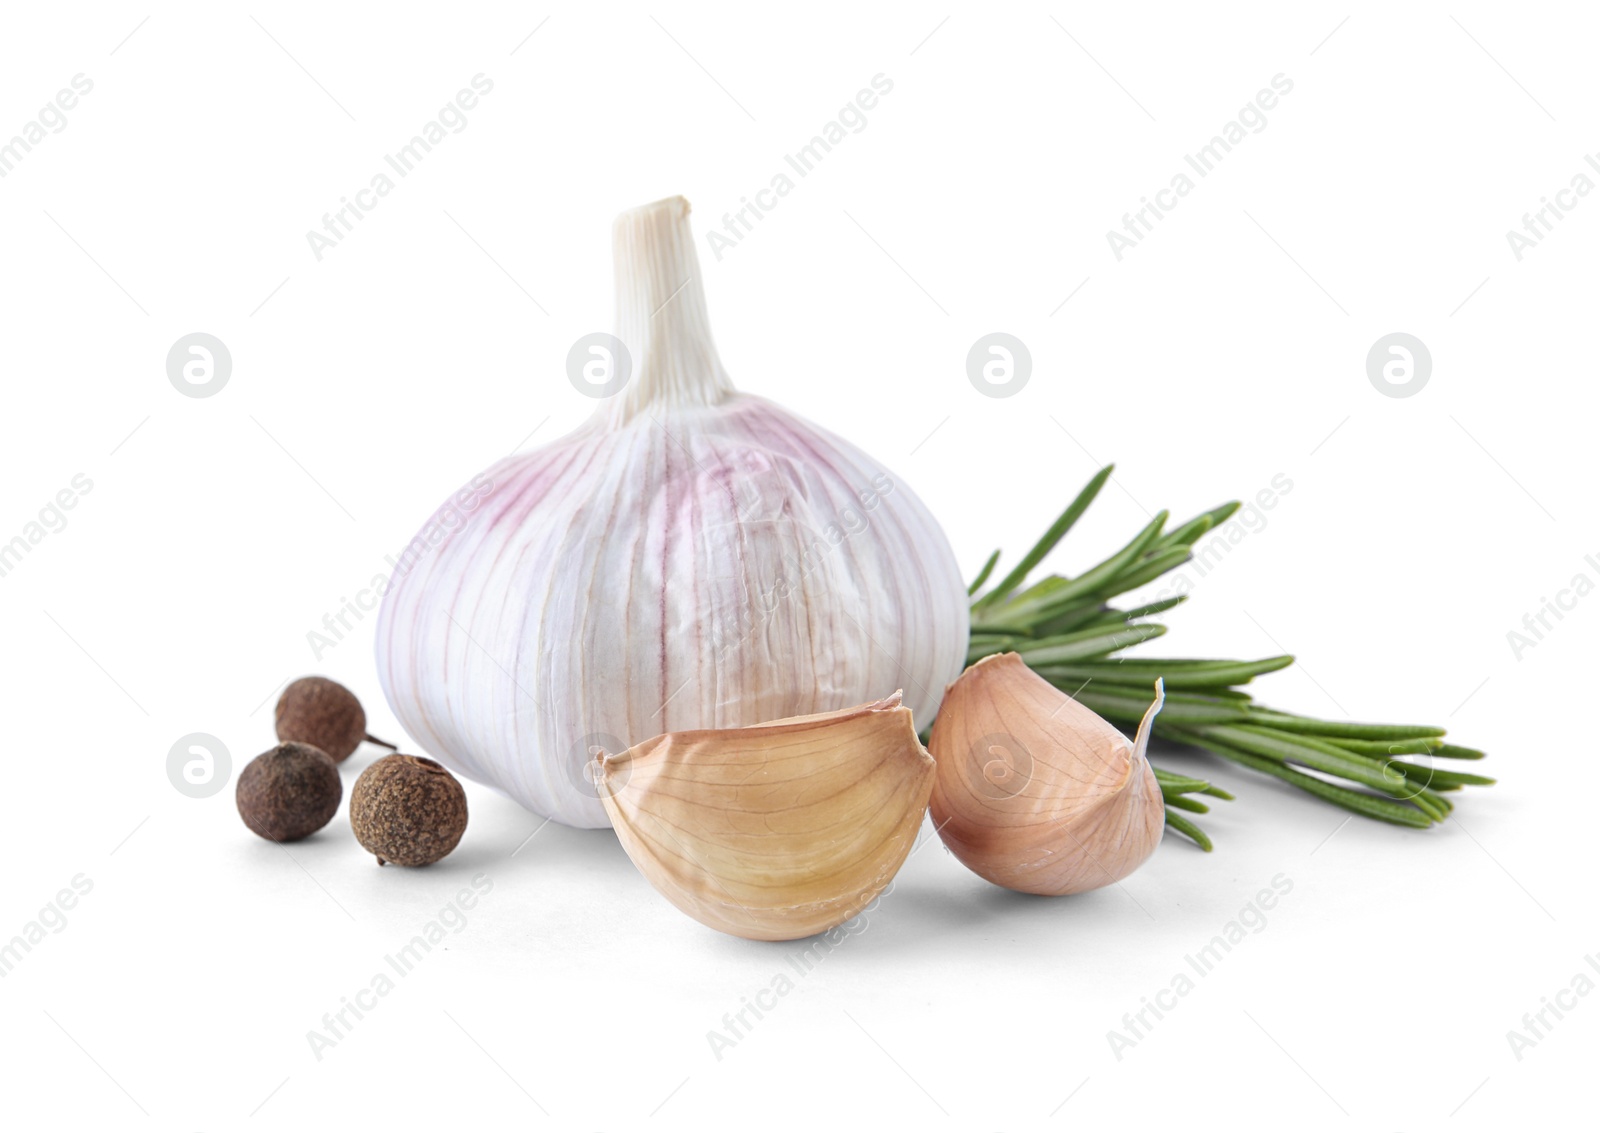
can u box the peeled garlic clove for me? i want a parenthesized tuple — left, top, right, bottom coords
(928, 653, 1165, 896)
(598, 693, 934, 941)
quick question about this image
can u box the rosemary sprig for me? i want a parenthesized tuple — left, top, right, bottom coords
(967, 465, 1494, 850)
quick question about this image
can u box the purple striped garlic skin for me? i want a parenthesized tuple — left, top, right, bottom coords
(374, 198, 969, 827)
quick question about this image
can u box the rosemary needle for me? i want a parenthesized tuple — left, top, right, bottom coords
(968, 466, 1492, 847)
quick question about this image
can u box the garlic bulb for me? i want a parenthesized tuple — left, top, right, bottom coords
(375, 196, 969, 827)
(598, 693, 934, 940)
(928, 654, 1165, 895)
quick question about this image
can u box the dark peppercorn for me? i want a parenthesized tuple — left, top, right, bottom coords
(275, 676, 382, 762)
(350, 754, 468, 866)
(237, 742, 343, 842)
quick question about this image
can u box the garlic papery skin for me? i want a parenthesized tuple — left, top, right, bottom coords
(597, 693, 934, 941)
(374, 196, 969, 828)
(928, 654, 1165, 896)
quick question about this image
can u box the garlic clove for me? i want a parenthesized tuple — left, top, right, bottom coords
(928, 653, 1165, 896)
(597, 693, 934, 941)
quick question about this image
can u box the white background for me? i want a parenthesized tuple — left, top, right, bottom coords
(0, 2, 1589, 1129)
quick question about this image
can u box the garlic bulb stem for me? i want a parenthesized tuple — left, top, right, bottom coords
(607, 196, 734, 424)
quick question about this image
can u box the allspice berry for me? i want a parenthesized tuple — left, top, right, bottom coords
(350, 754, 468, 866)
(237, 743, 343, 842)
(275, 676, 391, 762)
